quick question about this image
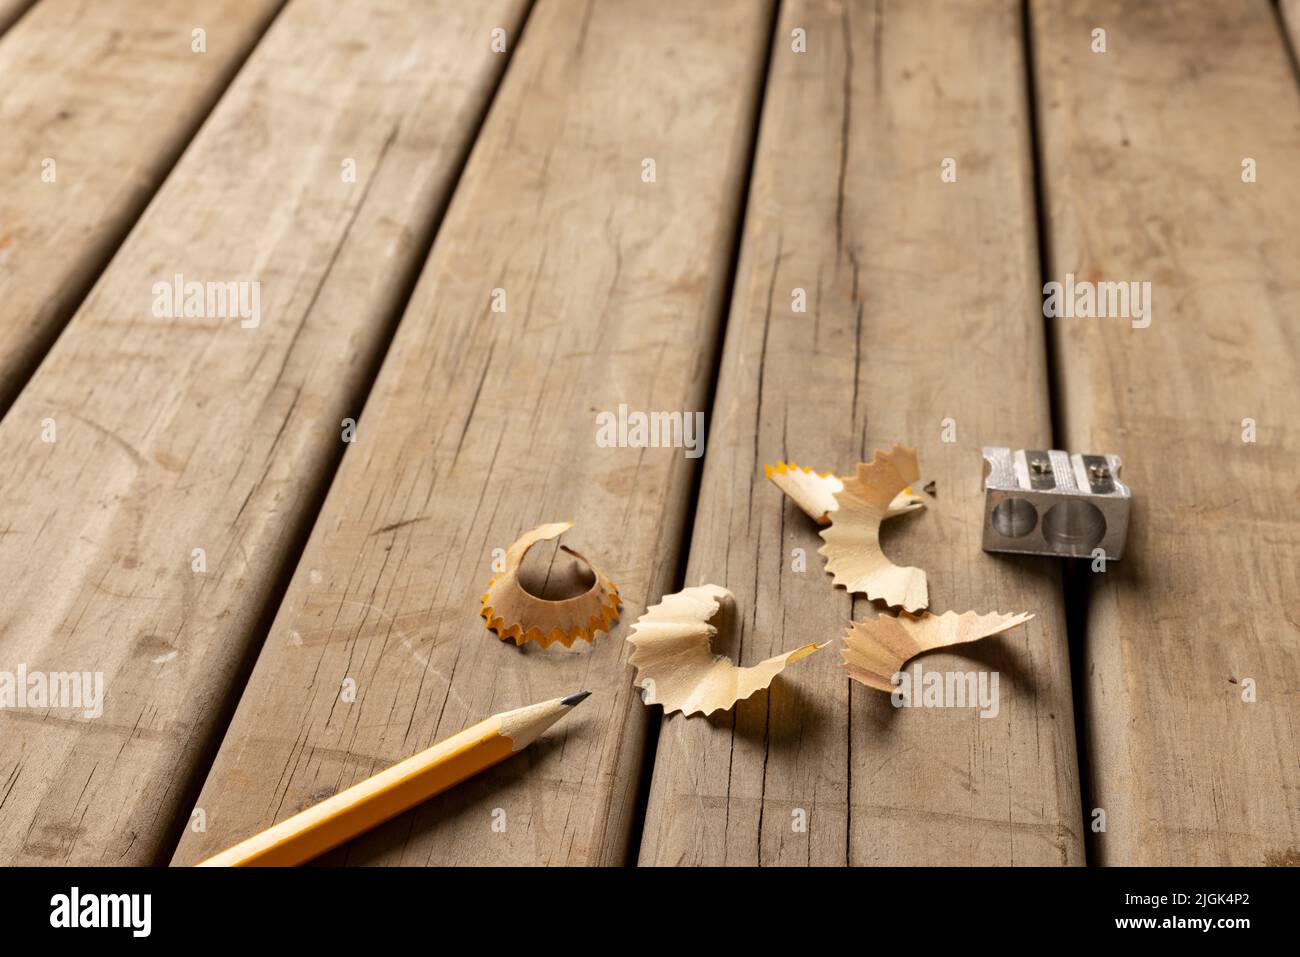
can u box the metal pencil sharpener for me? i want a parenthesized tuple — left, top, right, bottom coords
(981, 447, 1130, 560)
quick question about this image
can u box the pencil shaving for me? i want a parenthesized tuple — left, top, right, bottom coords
(480, 522, 620, 648)
(764, 460, 924, 524)
(628, 584, 824, 717)
(841, 609, 1034, 692)
(818, 444, 929, 612)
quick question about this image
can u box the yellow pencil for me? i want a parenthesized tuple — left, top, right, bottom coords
(197, 691, 590, 867)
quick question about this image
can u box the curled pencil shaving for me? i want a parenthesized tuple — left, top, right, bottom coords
(818, 444, 930, 612)
(764, 460, 924, 525)
(480, 522, 620, 648)
(841, 609, 1034, 692)
(628, 584, 824, 717)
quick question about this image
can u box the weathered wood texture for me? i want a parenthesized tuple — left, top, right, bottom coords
(0, 0, 283, 410)
(639, 0, 1084, 866)
(1032, 0, 1300, 864)
(172, 0, 775, 867)
(0, 0, 529, 864)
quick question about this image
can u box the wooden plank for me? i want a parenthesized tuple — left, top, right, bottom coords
(0, 0, 284, 411)
(0, 0, 530, 865)
(639, 0, 1084, 866)
(1031, 0, 1300, 864)
(171, 0, 775, 867)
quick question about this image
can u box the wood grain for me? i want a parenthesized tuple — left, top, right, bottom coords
(0, 0, 283, 411)
(0, 0, 529, 864)
(1031, 0, 1300, 864)
(171, 0, 775, 867)
(639, 0, 1084, 866)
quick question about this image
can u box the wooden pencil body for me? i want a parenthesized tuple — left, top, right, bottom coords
(198, 717, 511, 866)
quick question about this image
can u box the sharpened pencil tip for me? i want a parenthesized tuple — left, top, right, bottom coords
(561, 690, 592, 707)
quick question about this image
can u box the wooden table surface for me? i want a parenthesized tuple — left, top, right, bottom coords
(0, 0, 1295, 867)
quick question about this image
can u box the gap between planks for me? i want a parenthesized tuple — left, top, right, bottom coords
(171, 0, 776, 867)
(0, 0, 531, 865)
(638, 0, 1084, 867)
(1031, 0, 1300, 865)
(0, 0, 287, 415)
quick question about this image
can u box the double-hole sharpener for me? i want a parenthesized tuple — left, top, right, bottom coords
(981, 447, 1130, 559)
